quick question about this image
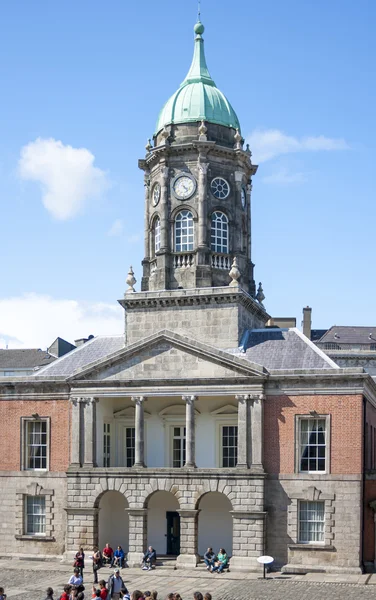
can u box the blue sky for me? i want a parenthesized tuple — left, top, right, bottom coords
(0, 0, 375, 348)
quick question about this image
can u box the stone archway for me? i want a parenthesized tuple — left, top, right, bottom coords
(197, 492, 233, 556)
(98, 491, 129, 552)
(146, 491, 180, 555)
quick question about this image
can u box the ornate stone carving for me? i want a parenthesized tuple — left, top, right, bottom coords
(126, 266, 137, 293)
(234, 128, 243, 150)
(229, 257, 241, 287)
(160, 165, 169, 180)
(198, 120, 207, 141)
(131, 396, 145, 406)
(145, 139, 153, 152)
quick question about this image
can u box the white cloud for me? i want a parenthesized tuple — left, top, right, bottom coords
(262, 167, 307, 185)
(108, 218, 124, 237)
(0, 293, 124, 349)
(247, 129, 349, 163)
(18, 138, 109, 220)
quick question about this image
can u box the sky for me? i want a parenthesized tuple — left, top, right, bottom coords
(0, 0, 375, 349)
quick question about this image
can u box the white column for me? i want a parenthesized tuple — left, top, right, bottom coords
(236, 394, 250, 468)
(197, 159, 209, 248)
(132, 396, 146, 467)
(70, 397, 82, 466)
(251, 394, 264, 471)
(83, 397, 98, 467)
(183, 395, 196, 468)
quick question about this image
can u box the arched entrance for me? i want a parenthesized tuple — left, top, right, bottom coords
(197, 492, 233, 556)
(98, 491, 129, 552)
(146, 491, 180, 555)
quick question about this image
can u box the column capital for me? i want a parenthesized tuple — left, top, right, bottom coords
(249, 393, 265, 403)
(70, 396, 97, 406)
(182, 395, 197, 405)
(235, 394, 250, 403)
(177, 509, 200, 517)
(131, 396, 145, 406)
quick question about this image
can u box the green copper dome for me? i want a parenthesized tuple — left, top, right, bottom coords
(155, 21, 240, 135)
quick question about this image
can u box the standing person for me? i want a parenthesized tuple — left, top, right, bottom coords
(142, 546, 157, 570)
(92, 547, 102, 584)
(131, 593, 143, 600)
(211, 548, 228, 573)
(44, 588, 54, 600)
(107, 568, 127, 600)
(68, 569, 83, 586)
(203, 547, 216, 570)
(112, 545, 125, 568)
(0, 588, 6, 600)
(60, 585, 71, 600)
(103, 543, 114, 566)
(74, 548, 85, 579)
(91, 581, 107, 600)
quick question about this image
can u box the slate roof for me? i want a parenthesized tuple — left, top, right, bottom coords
(0, 349, 56, 369)
(227, 328, 338, 370)
(34, 335, 125, 377)
(318, 326, 376, 345)
(311, 329, 328, 342)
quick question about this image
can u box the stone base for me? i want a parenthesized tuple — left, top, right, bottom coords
(176, 553, 199, 569)
(281, 563, 362, 575)
(229, 556, 261, 573)
(127, 552, 144, 568)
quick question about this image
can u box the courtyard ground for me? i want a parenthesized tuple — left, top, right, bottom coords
(2, 560, 376, 600)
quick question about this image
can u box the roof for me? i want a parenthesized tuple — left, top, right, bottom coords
(34, 335, 125, 377)
(227, 328, 338, 370)
(155, 20, 240, 134)
(0, 349, 56, 370)
(311, 329, 328, 342)
(48, 337, 76, 358)
(318, 326, 376, 345)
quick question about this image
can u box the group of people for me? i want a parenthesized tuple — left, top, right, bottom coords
(36, 582, 212, 600)
(90, 544, 127, 583)
(203, 548, 229, 573)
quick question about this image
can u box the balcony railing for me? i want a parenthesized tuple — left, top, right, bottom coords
(211, 254, 231, 270)
(173, 253, 195, 268)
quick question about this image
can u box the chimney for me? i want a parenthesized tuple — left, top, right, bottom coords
(302, 306, 312, 339)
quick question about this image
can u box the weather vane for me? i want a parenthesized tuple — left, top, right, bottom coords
(198, 0, 201, 20)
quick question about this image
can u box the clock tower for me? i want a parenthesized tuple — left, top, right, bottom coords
(139, 19, 258, 296)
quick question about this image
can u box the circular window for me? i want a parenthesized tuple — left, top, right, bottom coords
(211, 177, 230, 199)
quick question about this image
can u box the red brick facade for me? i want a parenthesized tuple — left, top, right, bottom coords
(0, 399, 70, 472)
(263, 394, 364, 474)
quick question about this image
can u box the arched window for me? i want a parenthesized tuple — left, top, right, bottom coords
(174, 210, 194, 252)
(211, 211, 229, 253)
(153, 217, 161, 254)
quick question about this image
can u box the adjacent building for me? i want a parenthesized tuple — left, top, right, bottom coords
(1, 18, 376, 574)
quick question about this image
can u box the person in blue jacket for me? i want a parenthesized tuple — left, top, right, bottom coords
(112, 545, 126, 568)
(142, 546, 157, 570)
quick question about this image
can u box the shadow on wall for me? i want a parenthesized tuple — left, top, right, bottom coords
(265, 481, 292, 568)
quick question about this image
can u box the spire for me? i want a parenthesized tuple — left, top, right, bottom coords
(180, 20, 216, 88)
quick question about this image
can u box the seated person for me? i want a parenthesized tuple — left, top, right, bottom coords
(68, 568, 83, 586)
(203, 547, 216, 570)
(102, 542, 114, 565)
(142, 546, 157, 570)
(211, 548, 228, 573)
(113, 545, 126, 568)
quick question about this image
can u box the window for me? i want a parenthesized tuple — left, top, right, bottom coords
(323, 342, 341, 350)
(174, 211, 194, 252)
(125, 427, 135, 467)
(154, 217, 161, 254)
(298, 501, 325, 543)
(103, 423, 111, 467)
(221, 425, 238, 467)
(371, 344, 376, 351)
(25, 496, 46, 535)
(172, 426, 186, 468)
(211, 211, 229, 254)
(24, 419, 48, 470)
(298, 417, 327, 473)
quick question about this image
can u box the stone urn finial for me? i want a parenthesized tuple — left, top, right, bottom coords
(234, 128, 243, 150)
(145, 139, 153, 152)
(256, 282, 265, 307)
(229, 257, 241, 287)
(198, 120, 208, 141)
(246, 143, 252, 156)
(125, 266, 137, 294)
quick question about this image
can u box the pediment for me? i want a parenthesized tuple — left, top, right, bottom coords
(69, 330, 267, 383)
(210, 404, 238, 415)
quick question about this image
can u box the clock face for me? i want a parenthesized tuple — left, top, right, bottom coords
(152, 183, 161, 207)
(241, 187, 246, 209)
(211, 177, 230, 199)
(173, 175, 196, 200)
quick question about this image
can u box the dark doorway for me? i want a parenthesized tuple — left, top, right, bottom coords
(166, 511, 180, 555)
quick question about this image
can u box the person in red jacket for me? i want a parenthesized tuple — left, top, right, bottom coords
(102, 543, 114, 565)
(59, 585, 71, 600)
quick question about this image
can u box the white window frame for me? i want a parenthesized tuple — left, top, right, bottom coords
(124, 425, 136, 467)
(25, 495, 46, 536)
(103, 421, 111, 467)
(295, 415, 330, 474)
(174, 210, 194, 252)
(154, 217, 161, 254)
(21, 417, 50, 471)
(170, 425, 186, 468)
(214, 415, 238, 468)
(210, 211, 229, 254)
(298, 500, 325, 544)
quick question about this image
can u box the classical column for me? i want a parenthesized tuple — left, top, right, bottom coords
(143, 172, 150, 259)
(160, 165, 169, 252)
(197, 157, 209, 248)
(132, 396, 146, 467)
(183, 395, 196, 468)
(126, 508, 147, 567)
(251, 394, 264, 470)
(83, 397, 98, 467)
(176, 509, 200, 568)
(235, 394, 250, 468)
(69, 397, 82, 467)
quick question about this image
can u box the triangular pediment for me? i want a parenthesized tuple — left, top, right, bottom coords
(68, 330, 267, 383)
